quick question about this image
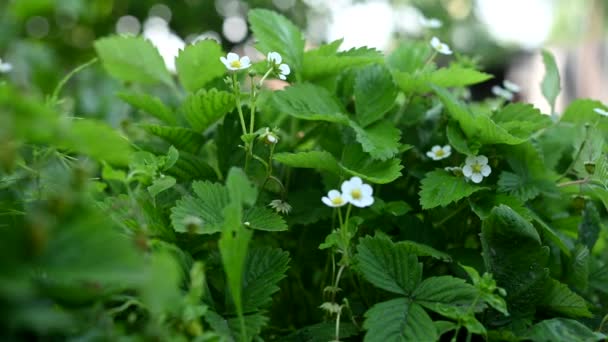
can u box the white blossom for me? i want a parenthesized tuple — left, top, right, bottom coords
(491, 85, 514, 101)
(220, 52, 251, 71)
(322, 189, 347, 208)
(0, 58, 12, 73)
(419, 16, 442, 29)
(267, 51, 291, 80)
(341, 176, 374, 208)
(462, 155, 492, 183)
(426, 145, 451, 161)
(503, 80, 520, 93)
(430, 36, 452, 55)
(594, 108, 608, 117)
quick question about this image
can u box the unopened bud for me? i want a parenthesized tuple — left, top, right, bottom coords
(584, 161, 595, 175)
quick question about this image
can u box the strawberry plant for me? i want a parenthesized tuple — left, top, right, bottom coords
(1, 7, 607, 342)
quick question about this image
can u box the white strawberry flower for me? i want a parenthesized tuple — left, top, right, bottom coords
(267, 51, 291, 80)
(322, 189, 347, 208)
(220, 52, 251, 71)
(491, 85, 514, 101)
(341, 176, 374, 208)
(430, 36, 452, 55)
(0, 58, 12, 73)
(503, 80, 520, 93)
(426, 145, 451, 161)
(462, 155, 492, 183)
(594, 108, 608, 117)
(419, 16, 442, 29)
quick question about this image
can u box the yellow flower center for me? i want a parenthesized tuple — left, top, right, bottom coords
(472, 163, 482, 173)
(435, 149, 445, 157)
(351, 189, 362, 200)
(331, 197, 343, 205)
(230, 60, 242, 68)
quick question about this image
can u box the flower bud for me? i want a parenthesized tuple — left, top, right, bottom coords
(584, 161, 595, 175)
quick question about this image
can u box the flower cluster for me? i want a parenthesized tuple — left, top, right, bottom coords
(492, 79, 520, 101)
(219, 51, 291, 81)
(430, 36, 452, 55)
(322, 177, 374, 208)
(429, 144, 492, 183)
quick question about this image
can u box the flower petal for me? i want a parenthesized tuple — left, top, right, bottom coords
(328, 189, 342, 199)
(279, 63, 290, 76)
(476, 155, 488, 165)
(349, 177, 363, 187)
(443, 145, 451, 153)
(470, 173, 483, 183)
(321, 197, 333, 207)
(240, 56, 251, 68)
(268, 51, 281, 64)
(431, 145, 441, 152)
(430, 36, 440, 48)
(426, 151, 435, 158)
(226, 52, 239, 62)
(465, 156, 476, 165)
(462, 165, 473, 177)
(481, 165, 492, 176)
(361, 184, 373, 197)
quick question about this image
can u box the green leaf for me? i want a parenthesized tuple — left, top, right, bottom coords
(219, 203, 252, 338)
(396, 241, 452, 262)
(446, 121, 475, 155)
(243, 206, 288, 232)
(560, 98, 607, 124)
(492, 103, 551, 139)
(303, 46, 383, 80)
(350, 120, 401, 160)
(248, 9, 304, 73)
(578, 202, 601, 251)
(419, 170, 488, 210)
(429, 65, 493, 88)
(354, 64, 397, 127)
(60, 119, 133, 166)
(94, 36, 172, 86)
(387, 41, 431, 73)
(175, 39, 225, 92)
(539, 279, 591, 318)
(163, 146, 179, 171)
(481, 205, 550, 318)
(363, 298, 438, 342)
(167, 150, 217, 181)
(226, 167, 257, 207)
(241, 247, 290, 312)
(525, 318, 605, 342)
(272, 150, 341, 175)
(147, 176, 176, 198)
(433, 86, 526, 145)
(117, 92, 176, 125)
(170, 181, 229, 234)
(181, 88, 235, 132)
(356, 235, 422, 295)
(413, 276, 477, 315)
(206, 311, 269, 341)
(140, 124, 204, 154)
(541, 50, 561, 112)
(271, 83, 348, 123)
(470, 193, 533, 221)
(340, 144, 403, 184)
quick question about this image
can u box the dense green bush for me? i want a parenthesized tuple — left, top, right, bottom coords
(1, 8, 608, 342)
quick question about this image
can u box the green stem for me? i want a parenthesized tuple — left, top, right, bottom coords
(232, 73, 248, 135)
(50, 57, 98, 105)
(334, 306, 342, 342)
